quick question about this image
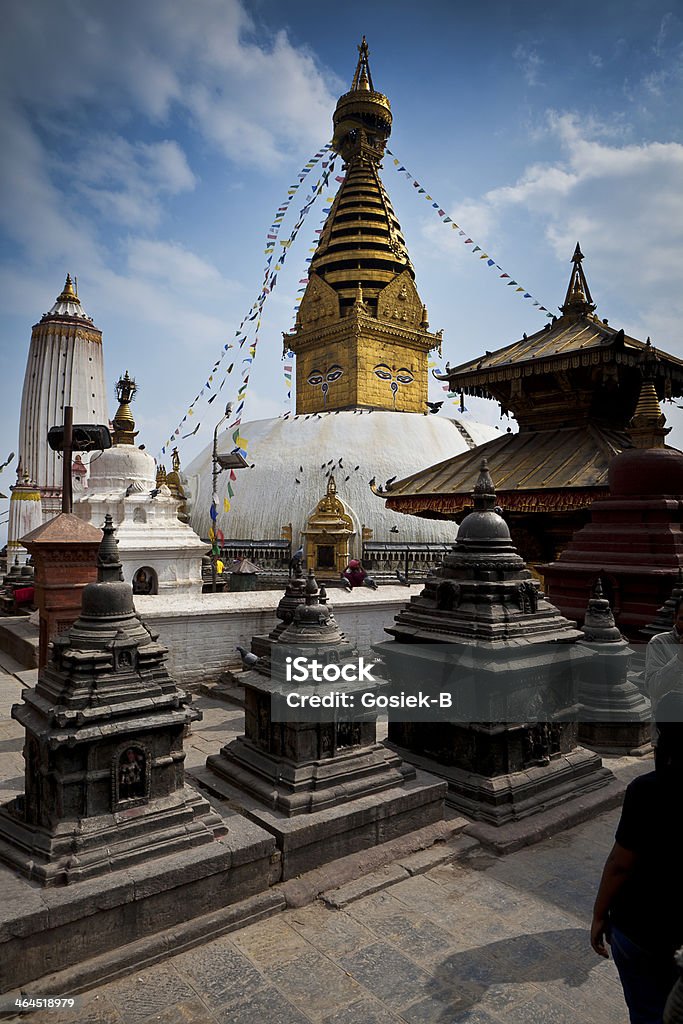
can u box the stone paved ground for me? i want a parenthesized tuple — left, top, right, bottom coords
(0, 657, 639, 1024)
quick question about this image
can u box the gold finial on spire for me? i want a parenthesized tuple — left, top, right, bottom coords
(351, 36, 374, 91)
(560, 243, 596, 318)
(112, 371, 138, 445)
(332, 38, 391, 165)
(56, 274, 80, 304)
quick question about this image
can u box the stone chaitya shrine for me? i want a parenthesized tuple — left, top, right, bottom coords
(377, 460, 612, 827)
(576, 580, 651, 755)
(0, 515, 225, 886)
(202, 567, 445, 878)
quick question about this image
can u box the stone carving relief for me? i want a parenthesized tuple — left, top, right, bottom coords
(516, 582, 538, 614)
(113, 744, 150, 808)
(297, 275, 340, 327)
(377, 271, 422, 326)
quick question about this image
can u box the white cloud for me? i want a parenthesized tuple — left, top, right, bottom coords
(126, 238, 236, 296)
(71, 137, 196, 229)
(513, 44, 544, 87)
(0, 1, 339, 169)
(416, 110, 683, 347)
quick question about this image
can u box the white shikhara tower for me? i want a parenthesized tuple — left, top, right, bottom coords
(17, 275, 108, 520)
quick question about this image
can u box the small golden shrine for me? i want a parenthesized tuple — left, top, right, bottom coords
(301, 475, 354, 577)
(284, 38, 441, 415)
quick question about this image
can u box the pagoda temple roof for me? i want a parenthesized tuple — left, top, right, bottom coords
(383, 424, 632, 518)
(438, 318, 683, 397)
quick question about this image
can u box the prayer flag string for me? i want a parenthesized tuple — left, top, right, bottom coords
(386, 149, 553, 319)
(157, 142, 333, 462)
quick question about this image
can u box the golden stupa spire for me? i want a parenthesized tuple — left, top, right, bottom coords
(112, 371, 138, 445)
(57, 274, 79, 304)
(560, 243, 596, 318)
(284, 41, 441, 416)
(629, 341, 669, 449)
(304, 39, 410, 320)
(351, 36, 374, 91)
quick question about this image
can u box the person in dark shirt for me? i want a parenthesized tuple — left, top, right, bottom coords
(591, 690, 683, 1023)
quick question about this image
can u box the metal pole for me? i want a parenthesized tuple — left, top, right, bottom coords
(211, 402, 232, 594)
(211, 421, 219, 593)
(62, 406, 73, 514)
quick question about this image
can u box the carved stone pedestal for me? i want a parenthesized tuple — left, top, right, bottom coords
(0, 517, 226, 886)
(378, 461, 612, 826)
(202, 570, 445, 878)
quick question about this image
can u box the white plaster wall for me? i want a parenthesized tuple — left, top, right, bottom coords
(135, 584, 418, 688)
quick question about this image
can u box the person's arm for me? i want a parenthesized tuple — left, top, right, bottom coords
(645, 635, 683, 707)
(591, 841, 637, 958)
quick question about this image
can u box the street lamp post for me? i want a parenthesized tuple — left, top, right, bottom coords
(211, 402, 233, 593)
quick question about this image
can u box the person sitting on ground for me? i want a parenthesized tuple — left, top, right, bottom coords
(591, 690, 683, 1024)
(342, 559, 367, 588)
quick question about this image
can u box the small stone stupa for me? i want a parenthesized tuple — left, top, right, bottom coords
(248, 560, 310, 667)
(641, 568, 683, 640)
(202, 569, 445, 878)
(378, 460, 612, 827)
(577, 580, 651, 754)
(0, 516, 225, 886)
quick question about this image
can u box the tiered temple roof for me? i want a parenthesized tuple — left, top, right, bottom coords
(383, 245, 683, 518)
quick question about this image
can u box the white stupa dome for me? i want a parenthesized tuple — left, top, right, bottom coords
(88, 445, 156, 493)
(185, 410, 499, 550)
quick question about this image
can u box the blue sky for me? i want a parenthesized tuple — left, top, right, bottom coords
(2, 1, 683, 542)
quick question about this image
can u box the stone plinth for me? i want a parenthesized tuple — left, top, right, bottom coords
(21, 512, 102, 668)
(0, 815, 278, 992)
(203, 570, 446, 878)
(378, 460, 612, 826)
